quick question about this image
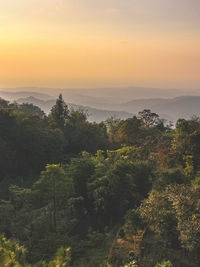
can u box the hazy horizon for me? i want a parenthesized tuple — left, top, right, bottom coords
(1, 85, 200, 103)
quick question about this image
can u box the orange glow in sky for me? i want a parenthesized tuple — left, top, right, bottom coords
(0, 0, 200, 88)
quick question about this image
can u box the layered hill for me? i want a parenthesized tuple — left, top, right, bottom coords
(16, 96, 132, 122)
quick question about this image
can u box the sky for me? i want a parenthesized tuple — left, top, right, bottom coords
(0, 0, 200, 89)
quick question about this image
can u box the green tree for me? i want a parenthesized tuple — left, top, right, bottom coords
(18, 103, 46, 117)
(33, 164, 73, 232)
(155, 260, 172, 267)
(48, 247, 71, 267)
(114, 116, 142, 145)
(138, 109, 164, 129)
(49, 94, 69, 130)
(66, 110, 109, 154)
(105, 116, 122, 143)
(0, 235, 28, 267)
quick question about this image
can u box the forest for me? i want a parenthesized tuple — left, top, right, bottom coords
(0, 94, 200, 267)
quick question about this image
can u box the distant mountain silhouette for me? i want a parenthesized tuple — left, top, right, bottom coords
(121, 96, 200, 121)
(16, 95, 200, 122)
(2, 86, 200, 108)
(0, 90, 53, 101)
(2, 88, 200, 122)
(16, 96, 132, 122)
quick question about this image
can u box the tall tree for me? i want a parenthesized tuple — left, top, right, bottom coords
(33, 164, 73, 233)
(138, 109, 163, 128)
(49, 94, 69, 130)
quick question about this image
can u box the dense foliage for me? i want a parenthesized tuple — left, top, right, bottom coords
(0, 95, 200, 266)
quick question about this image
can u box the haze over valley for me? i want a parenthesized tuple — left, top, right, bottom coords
(1, 86, 200, 122)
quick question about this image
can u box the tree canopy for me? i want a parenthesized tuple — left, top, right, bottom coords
(0, 96, 199, 266)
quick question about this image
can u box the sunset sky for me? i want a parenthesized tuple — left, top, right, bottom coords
(0, 0, 200, 89)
